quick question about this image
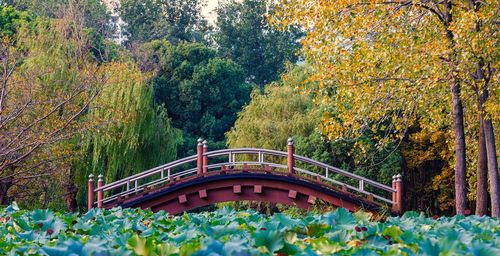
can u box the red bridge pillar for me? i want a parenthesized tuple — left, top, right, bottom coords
(202, 140, 208, 174)
(97, 174, 104, 208)
(88, 174, 94, 210)
(197, 138, 203, 176)
(287, 138, 295, 174)
(392, 174, 403, 214)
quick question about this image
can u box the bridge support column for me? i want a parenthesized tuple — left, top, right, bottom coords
(287, 138, 295, 174)
(392, 174, 403, 214)
(202, 140, 208, 174)
(197, 138, 203, 176)
(88, 174, 94, 210)
(97, 174, 104, 208)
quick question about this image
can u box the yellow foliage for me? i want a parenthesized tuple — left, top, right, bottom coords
(272, 0, 499, 205)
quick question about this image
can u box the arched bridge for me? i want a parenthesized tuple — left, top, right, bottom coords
(88, 139, 403, 215)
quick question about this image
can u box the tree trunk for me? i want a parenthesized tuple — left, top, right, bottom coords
(451, 80, 467, 215)
(63, 168, 78, 212)
(443, 1, 467, 215)
(0, 179, 12, 205)
(476, 118, 488, 215)
(483, 118, 500, 217)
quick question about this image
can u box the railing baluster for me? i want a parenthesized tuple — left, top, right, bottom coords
(161, 169, 164, 179)
(134, 180, 138, 192)
(359, 180, 364, 191)
(325, 167, 329, 178)
(126, 180, 130, 191)
(167, 169, 171, 180)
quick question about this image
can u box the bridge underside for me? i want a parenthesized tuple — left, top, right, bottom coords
(106, 170, 382, 215)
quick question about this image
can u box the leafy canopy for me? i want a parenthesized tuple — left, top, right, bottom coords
(227, 66, 401, 187)
(214, 0, 301, 88)
(271, 0, 499, 146)
(141, 40, 251, 156)
(119, 0, 208, 44)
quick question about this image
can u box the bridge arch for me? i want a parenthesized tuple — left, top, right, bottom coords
(88, 139, 403, 215)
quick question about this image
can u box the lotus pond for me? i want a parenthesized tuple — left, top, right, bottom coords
(0, 203, 499, 255)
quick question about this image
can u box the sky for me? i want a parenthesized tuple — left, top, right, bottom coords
(103, 0, 222, 24)
(202, 0, 220, 22)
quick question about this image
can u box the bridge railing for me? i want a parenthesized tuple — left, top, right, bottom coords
(89, 138, 403, 213)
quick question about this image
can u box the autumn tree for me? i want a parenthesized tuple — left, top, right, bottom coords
(0, 9, 103, 205)
(273, 0, 499, 216)
(1, 3, 182, 210)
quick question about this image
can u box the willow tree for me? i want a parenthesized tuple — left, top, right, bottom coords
(73, 62, 181, 210)
(273, 1, 499, 215)
(227, 67, 315, 151)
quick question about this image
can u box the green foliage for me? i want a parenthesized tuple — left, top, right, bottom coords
(1, 0, 113, 36)
(119, 0, 207, 44)
(214, 0, 301, 88)
(0, 5, 29, 37)
(141, 40, 251, 156)
(226, 72, 314, 151)
(1, 204, 500, 255)
(84, 27, 119, 63)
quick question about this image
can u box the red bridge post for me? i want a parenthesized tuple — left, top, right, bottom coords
(392, 174, 403, 214)
(197, 138, 203, 176)
(392, 175, 396, 211)
(287, 138, 295, 174)
(97, 174, 104, 208)
(88, 174, 94, 210)
(203, 140, 208, 174)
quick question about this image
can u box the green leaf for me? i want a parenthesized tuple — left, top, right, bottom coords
(382, 226, 403, 241)
(253, 230, 285, 253)
(152, 242, 178, 256)
(353, 211, 372, 223)
(126, 234, 153, 256)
